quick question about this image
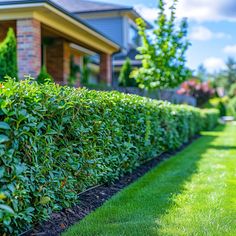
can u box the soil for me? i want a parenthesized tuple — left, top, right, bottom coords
(21, 136, 199, 236)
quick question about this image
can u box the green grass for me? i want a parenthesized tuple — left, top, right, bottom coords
(63, 125, 236, 236)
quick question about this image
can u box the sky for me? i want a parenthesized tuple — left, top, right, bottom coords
(94, 0, 236, 73)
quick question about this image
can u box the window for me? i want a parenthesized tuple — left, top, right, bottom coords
(129, 26, 140, 47)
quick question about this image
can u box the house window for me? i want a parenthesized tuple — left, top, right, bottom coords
(129, 26, 140, 47)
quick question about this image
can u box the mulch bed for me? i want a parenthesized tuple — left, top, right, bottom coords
(21, 136, 199, 236)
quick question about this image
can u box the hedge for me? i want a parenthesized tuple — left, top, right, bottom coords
(0, 79, 219, 234)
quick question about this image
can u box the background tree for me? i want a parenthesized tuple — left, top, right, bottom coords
(68, 55, 80, 87)
(37, 65, 53, 84)
(0, 28, 17, 80)
(132, 0, 191, 90)
(80, 56, 91, 85)
(118, 57, 137, 87)
(214, 57, 236, 91)
(196, 64, 208, 82)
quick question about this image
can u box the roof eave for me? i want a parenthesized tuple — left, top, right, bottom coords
(75, 8, 153, 29)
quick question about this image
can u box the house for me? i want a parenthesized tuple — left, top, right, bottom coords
(51, 0, 152, 85)
(0, 0, 120, 85)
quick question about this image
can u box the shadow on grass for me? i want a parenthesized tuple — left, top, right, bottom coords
(64, 126, 226, 236)
(208, 145, 236, 150)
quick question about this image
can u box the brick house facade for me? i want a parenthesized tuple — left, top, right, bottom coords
(0, 0, 120, 85)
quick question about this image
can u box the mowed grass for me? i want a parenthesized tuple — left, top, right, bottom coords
(63, 125, 236, 236)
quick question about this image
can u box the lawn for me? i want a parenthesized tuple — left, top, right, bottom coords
(63, 124, 236, 236)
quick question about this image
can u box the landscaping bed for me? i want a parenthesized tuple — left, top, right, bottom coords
(23, 135, 199, 236)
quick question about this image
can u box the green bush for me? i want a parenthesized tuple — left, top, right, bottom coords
(118, 58, 137, 87)
(204, 97, 229, 117)
(229, 83, 236, 98)
(0, 79, 219, 234)
(227, 97, 236, 117)
(37, 65, 53, 84)
(0, 28, 17, 80)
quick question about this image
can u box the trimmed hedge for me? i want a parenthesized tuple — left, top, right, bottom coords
(0, 79, 219, 234)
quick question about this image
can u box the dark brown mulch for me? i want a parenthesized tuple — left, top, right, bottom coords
(21, 136, 199, 236)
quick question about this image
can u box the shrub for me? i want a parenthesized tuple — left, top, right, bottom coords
(177, 78, 215, 107)
(118, 58, 137, 87)
(227, 97, 236, 117)
(0, 28, 17, 80)
(0, 79, 219, 234)
(37, 65, 53, 84)
(204, 97, 228, 117)
(68, 55, 80, 87)
(229, 83, 236, 98)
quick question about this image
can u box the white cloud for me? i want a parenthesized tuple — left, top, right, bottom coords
(223, 44, 236, 55)
(134, 5, 158, 22)
(135, 0, 236, 23)
(190, 26, 231, 41)
(203, 57, 226, 73)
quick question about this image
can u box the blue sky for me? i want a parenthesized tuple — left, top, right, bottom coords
(95, 0, 236, 73)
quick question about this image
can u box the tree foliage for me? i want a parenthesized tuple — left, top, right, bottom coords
(214, 57, 236, 91)
(36, 65, 53, 84)
(132, 0, 191, 90)
(118, 57, 137, 87)
(68, 55, 80, 87)
(0, 28, 17, 80)
(80, 56, 91, 85)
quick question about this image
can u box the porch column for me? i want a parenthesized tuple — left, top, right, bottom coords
(46, 39, 70, 84)
(100, 53, 112, 85)
(17, 19, 41, 79)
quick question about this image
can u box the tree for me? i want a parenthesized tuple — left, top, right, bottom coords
(0, 28, 17, 80)
(80, 56, 91, 85)
(68, 55, 80, 87)
(214, 57, 236, 92)
(132, 0, 191, 90)
(37, 65, 53, 84)
(118, 58, 137, 87)
(196, 64, 208, 82)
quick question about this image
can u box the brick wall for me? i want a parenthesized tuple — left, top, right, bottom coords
(17, 19, 41, 79)
(46, 39, 71, 84)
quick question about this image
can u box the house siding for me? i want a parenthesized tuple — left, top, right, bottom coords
(80, 16, 125, 49)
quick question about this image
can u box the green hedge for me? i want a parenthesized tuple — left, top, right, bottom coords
(0, 79, 219, 234)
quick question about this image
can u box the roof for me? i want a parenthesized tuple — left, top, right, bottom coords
(51, 0, 131, 13)
(51, 0, 152, 28)
(0, 0, 120, 52)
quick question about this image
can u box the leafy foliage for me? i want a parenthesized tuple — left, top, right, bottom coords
(0, 28, 17, 80)
(214, 57, 236, 92)
(177, 78, 215, 107)
(0, 78, 218, 234)
(132, 0, 191, 90)
(68, 55, 80, 87)
(205, 97, 228, 117)
(80, 56, 91, 85)
(229, 83, 236, 98)
(36, 65, 53, 84)
(118, 58, 137, 87)
(227, 97, 236, 118)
